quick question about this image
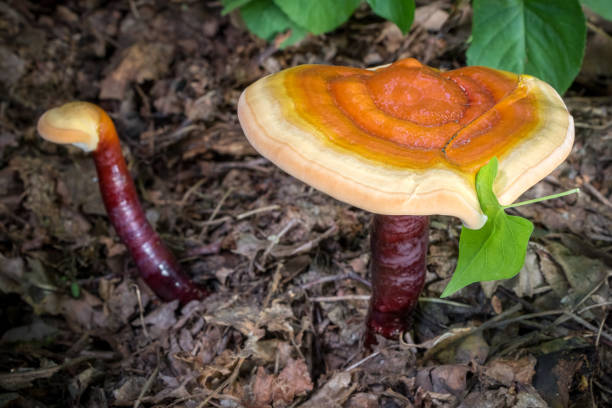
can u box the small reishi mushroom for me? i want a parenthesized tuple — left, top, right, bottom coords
(237, 58, 574, 345)
(37, 102, 208, 304)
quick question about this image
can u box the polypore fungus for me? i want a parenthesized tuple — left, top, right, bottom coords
(238, 58, 574, 344)
(37, 102, 208, 304)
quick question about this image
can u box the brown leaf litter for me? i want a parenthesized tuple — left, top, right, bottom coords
(0, 1, 610, 407)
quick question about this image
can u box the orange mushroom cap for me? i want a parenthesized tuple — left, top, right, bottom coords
(238, 58, 574, 229)
(37, 101, 110, 152)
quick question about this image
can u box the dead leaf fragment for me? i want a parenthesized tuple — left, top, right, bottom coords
(298, 372, 353, 408)
(533, 350, 587, 408)
(547, 242, 607, 300)
(483, 355, 537, 386)
(454, 329, 489, 364)
(245, 359, 313, 408)
(273, 358, 313, 406)
(414, 4, 449, 31)
(346, 393, 378, 408)
(416, 365, 469, 397)
(204, 305, 265, 339)
(0, 317, 59, 343)
(375, 22, 404, 54)
(100, 42, 175, 99)
(249, 367, 274, 408)
(112, 376, 146, 406)
(0, 45, 26, 86)
(514, 387, 549, 408)
(423, 327, 485, 364)
(134, 299, 179, 338)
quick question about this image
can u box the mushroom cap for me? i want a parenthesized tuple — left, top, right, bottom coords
(37, 101, 104, 152)
(237, 59, 574, 229)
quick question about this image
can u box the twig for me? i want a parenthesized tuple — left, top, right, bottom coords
(418, 297, 471, 308)
(580, 176, 612, 209)
(196, 357, 246, 408)
(178, 178, 207, 207)
(573, 276, 607, 311)
(197, 216, 232, 227)
(261, 218, 300, 264)
(310, 295, 370, 302)
(272, 224, 338, 258)
(346, 271, 372, 288)
(484, 310, 563, 328)
(300, 273, 355, 289)
(383, 388, 415, 407)
(236, 204, 280, 220)
(133, 349, 160, 408)
(215, 158, 272, 173)
(199, 188, 233, 239)
(0, 356, 95, 389)
(596, 311, 608, 348)
(129, 0, 141, 19)
(344, 351, 380, 371)
(263, 263, 283, 309)
(563, 311, 612, 343)
(578, 301, 612, 314)
(131, 283, 150, 339)
(208, 188, 234, 224)
(423, 304, 524, 362)
(574, 120, 612, 131)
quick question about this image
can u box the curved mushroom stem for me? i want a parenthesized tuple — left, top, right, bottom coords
(365, 215, 429, 347)
(93, 112, 208, 303)
(38, 102, 208, 304)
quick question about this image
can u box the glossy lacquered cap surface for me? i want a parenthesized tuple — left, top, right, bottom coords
(238, 59, 574, 228)
(37, 101, 105, 152)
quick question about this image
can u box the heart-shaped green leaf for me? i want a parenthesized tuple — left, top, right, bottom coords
(274, 0, 361, 35)
(240, 0, 307, 48)
(467, 0, 586, 94)
(441, 157, 534, 297)
(366, 0, 415, 34)
(581, 0, 612, 20)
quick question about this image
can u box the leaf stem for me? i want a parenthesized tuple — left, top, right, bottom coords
(503, 188, 579, 209)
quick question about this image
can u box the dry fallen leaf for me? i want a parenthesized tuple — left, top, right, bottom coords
(245, 358, 313, 408)
(416, 365, 469, 397)
(204, 305, 265, 340)
(112, 376, 146, 406)
(133, 299, 180, 338)
(249, 366, 274, 408)
(483, 355, 537, 386)
(346, 392, 378, 408)
(299, 372, 354, 408)
(414, 4, 450, 31)
(273, 358, 313, 406)
(100, 42, 175, 99)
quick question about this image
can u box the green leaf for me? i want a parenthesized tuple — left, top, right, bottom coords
(441, 158, 534, 297)
(467, 0, 587, 94)
(273, 0, 361, 35)
(221, 0, 255, 15)
(240, 0, 307, 47)
(70, 281, 80, 298)
(367, 0, 415, 34)
(580, 0, 612, 20)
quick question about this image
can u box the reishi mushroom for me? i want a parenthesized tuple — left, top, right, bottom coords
(237, 58, 574, 344)
(37, 102, 208, 304)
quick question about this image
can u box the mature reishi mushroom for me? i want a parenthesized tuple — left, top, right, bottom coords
(37, 102, 208, 304)
(237, 58, 574, 344)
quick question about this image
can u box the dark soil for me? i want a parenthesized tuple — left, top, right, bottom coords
(0, 1, 610, 407)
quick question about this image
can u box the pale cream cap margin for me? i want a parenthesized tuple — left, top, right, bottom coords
(237, 69, 574, 230)
(37, 101, 101, 152)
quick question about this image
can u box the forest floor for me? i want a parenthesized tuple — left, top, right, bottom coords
(0, 1, 611, 407)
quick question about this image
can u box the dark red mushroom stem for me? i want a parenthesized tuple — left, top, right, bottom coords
(93, 111, 208, 303)
(365, 215, 429, 347)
